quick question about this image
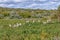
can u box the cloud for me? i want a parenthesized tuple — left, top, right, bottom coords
(24, 0, 60, 9)
(13, 0, 27, 2)
(0, 0, 7, 2)
(37, 0, 47, 1)
(0, 0, 60, 9)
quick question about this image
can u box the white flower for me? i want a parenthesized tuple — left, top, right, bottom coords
(26, 20, 29, 23)
(19, 23, 22, 26)
(32, 20, 35, 23)
(13, 24, 17, 27)
(47, 19, 51, 23)
(43, 21, 47, 24)
(38, 20, 40, 22)
(16, 23, 19, 27)
(16, 24, 19, 27)
(16, 23, 22, 27)
(9, 24, 12, 27)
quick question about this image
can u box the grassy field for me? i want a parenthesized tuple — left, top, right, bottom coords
(0, 19, 60, 40)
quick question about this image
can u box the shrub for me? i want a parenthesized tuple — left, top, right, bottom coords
(9, 11, 22, 19)
(0, 14, 4, 19)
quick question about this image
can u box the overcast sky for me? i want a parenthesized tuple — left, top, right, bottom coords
(0, 0, 60, 10)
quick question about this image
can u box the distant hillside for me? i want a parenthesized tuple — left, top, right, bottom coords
(0, 7, 58, 19)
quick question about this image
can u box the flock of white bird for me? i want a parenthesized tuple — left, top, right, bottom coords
(9, 19, 52, 27)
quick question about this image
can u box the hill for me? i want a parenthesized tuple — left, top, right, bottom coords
(0, 7, 58, 19)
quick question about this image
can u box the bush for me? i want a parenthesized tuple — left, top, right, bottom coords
(9, 11, 22, 19)
(0, 14, 4, 19)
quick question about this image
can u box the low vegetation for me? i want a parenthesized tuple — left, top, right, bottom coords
(0, 5, 60, 40)
(0, 19, 59, 40)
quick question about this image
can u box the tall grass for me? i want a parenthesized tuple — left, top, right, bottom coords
(0, 19, 60, 40)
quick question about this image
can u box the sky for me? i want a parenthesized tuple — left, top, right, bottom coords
(0, 0, 60, 10)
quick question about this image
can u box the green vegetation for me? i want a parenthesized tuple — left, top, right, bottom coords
(57, 5, 60, 22)
(0, 7, 58, 19)
(0, 5, 60, 40)
(0, 19, 59, 40)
